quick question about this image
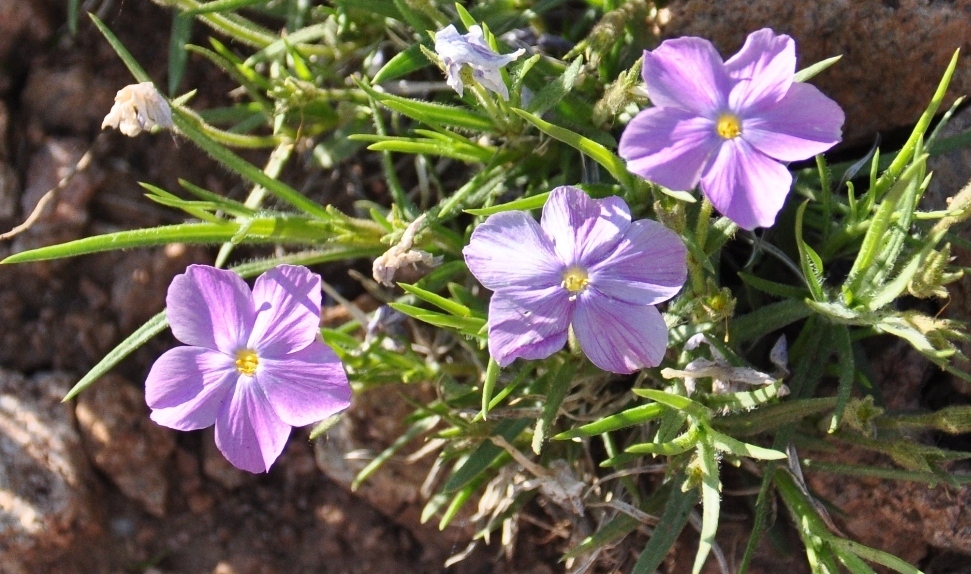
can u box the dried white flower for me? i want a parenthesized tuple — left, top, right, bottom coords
(372, 213, 441, 286)
(102, 82, 173, 137)
(434, 24, 524, 100)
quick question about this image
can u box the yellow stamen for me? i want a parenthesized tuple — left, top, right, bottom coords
(235, 349, 259, 376)
(562, 267, 590, 299)
(715, 113, 742, 139)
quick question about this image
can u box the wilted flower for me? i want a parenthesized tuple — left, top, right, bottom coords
(372, 213, 441, 286)
(102, 82, 174, 137)
(618, 29, 844, 230)
(434, 24, 524, 100)
(145, 264, 352, 473)
(463, 186, 687, 374)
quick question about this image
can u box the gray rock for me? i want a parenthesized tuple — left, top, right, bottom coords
(0, 368, 97, 571)
(75, 375, 176, 517)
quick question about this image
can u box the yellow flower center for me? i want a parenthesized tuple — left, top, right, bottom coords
(562, 267, 590, 299)
(235, 349, 259, 376)
(715, 113, 742, 139)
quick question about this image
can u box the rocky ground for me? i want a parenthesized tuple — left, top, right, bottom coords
(2, 1, 971, 573)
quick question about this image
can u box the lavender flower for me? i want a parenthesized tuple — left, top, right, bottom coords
(145, 265, 351, 473)
(434, 24, 524, 100)
(618, 29, 844, 230)
(463, 186, 687, 374)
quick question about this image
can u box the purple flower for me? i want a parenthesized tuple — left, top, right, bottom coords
(463, 186, 687, 374)
(434, 24, 524, 100)
(618, 29, 844, 230)
(145, 265, 352, 473)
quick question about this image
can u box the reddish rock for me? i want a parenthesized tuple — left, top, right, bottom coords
(660, 0, 971, 143)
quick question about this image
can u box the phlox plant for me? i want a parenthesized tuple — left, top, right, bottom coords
(9, 0, 971, 572)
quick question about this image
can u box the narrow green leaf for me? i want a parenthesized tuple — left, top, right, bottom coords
(169, 13, 193, 94)
(398, 282, 473, 317)
(563, 514, 639, 559)
(795, 201, 825, 301)
(713, 397, 838, 436)
(362, 137, 494, 163)
(703, 380, 787, 411)
(793, 55, 842, 83)
(827, 538, 923, 574)
(480, 358, 500, 420)
(631, 478, 699, 574)
(68, 0, 80, 34)
(372, 44, 431, 83)
(631, 388, 709, 420)
(625, 429, 698, 456)
(442, 418, 530, 493)
(532, 362, 576, 454)
(454, 2, 477, 28)
(729, 298, 812, 345)
(828, 326, 856, 432)
(511, 108, 634, 191)
(465, 192, 549, 216)
(693, 438, 721, 574)
(388, 302, 486, 335)
(553, 402, 665, 440)
(356, 78, 494, 131)
(835, 547, 880, 574)
(738, 272, 810, 299)
(709, 430, 787, 460)
(526, 56, 583, 116)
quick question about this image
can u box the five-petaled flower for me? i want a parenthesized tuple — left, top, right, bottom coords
(463, 186, 687, 374)
(434, 24, 524, 101)
(145, 265, 352, 473)
(102, 82, 174, 137)
(618, 28, 844, 230)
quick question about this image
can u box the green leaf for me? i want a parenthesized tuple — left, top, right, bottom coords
(532, 361, 575, 454)
(729, 298, 812, 345)
(693, 438, 721, 574)
(2, 218, 334, 264)
(702, 379, 787, 411)
(388, 303, 486, 336)
(828, 326, 856, 432)
(169, 13, 193, 95)
(442, 418, 530, 493)
(713, 397, 838, 437)
(631, 388, 709, 420)
(454, 2, 477, 28)
(631, 478, 699, 574)
(356, 78, 494, 131)
(553, 402, 665, 440)
(398, 282, 473, 317)
(835, 547, 880, 574)
(526, 56, 584, 116)
(373, 43, 432, 83)
(795, 201, 825, 301)
(793, 55, 842, 83)
(827, 538, 923, 574)
(511, 108, 635, 191)
(624, 428, 698, 456)
(465, 192, 549, 216)
(480, 357, 500, 419)
(355, 135, 496, 163)
(709, 430, 787, 460)
(738, 272, 810, 299)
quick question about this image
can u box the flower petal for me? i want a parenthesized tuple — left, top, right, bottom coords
(742, 82, 844, 161)
(463, 211, 562, 291)
(146, 346, 237, 431)
(589, 219, 687, 305)
(572, 293, 668, 373)
(248, 265, 322, 357)
(620, 108, 720, 192)
(257, 340, 352, 427)
(215, 379, 291, 473)
(487, 288, 572, 367)
(540, 186, 631, 267)
(700, 138, 792, 230)
(643, 37, 730, 116)
(725, 29, 796, 113)
(167, 265, 254, 354)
